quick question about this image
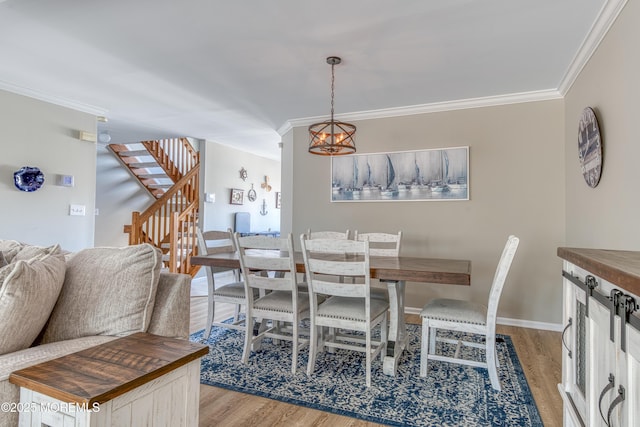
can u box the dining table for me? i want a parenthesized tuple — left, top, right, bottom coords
(190, 251, 471, 376)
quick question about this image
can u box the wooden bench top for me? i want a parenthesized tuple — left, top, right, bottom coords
(9, 333, 208, 405)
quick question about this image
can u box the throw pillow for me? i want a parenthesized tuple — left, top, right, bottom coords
(0, 252, 7, 268)
(0, 245, 65, 355)
(0, 240, 24, 264)
(13, 243, 63, 262)
(41, 244, 163, 343)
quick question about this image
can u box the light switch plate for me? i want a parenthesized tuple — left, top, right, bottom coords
(69, 204, 86, 216)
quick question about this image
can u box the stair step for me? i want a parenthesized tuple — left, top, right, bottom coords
(148, 183, 173, 189)
(129, 162, 160, 168)
(118, 150, 151, 157)
(141, 178, 172, 186)
(138, 173, 169, 179)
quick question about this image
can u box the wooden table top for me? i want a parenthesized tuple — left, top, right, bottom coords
(9, 333, 209, 405)
(558, 247, 640, 296)
(191, 251, 471, 286)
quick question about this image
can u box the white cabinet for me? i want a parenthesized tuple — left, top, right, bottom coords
(559, 276, 587, 426)
(587, 294, 640, 427)
(558, 248, 640, 427)
(624, 325, 640, 427)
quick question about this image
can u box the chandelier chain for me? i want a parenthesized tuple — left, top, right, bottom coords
(330, 63, 335, 120)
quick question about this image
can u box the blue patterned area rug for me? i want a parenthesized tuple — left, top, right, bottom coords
(190, 324, 542, 426)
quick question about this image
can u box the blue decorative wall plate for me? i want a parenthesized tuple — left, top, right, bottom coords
(14, 166, 45, 192)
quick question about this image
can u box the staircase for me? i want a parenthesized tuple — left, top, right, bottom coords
(108, 138, 200, 276)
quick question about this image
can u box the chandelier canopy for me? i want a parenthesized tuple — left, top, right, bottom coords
(308, 57, 356, 156)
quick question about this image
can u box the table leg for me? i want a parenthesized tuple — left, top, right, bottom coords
(382, 280, 407, 376)
(250, 320, 269, 351)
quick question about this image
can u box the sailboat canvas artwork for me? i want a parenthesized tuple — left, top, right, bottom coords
(331, 147, 469, 202)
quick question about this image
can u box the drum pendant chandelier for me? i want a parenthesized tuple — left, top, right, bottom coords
(308, 56, 356, 156)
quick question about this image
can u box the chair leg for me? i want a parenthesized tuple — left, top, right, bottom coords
(486, 334, 501, 391)
(233, 303, 241, 323)
(205, 298, 215, 340)
(291, 319, 298, 374)
(327, 327, 336, 353)
(307, 324, 318, 377)
(429, 326, 437, 354)
(242, 317, 254, 365)
(420, 317, 429, 377)
(365, 328, 372, 388)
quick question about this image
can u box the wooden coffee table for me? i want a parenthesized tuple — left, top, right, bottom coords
(9, 333, 208, 427)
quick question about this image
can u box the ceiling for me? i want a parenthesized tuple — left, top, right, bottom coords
(0, 0, 609, 160)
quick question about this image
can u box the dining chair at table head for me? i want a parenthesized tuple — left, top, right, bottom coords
(353, 231, 402, 256)
(234, 233, 310, 374)
(353, 231, 402, 300)
(300, 235, 389, 387)
(196, 228, 246, 340)
(419, 235, 520, 391)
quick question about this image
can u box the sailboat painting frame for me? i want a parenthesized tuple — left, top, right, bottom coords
(330, 146, 469, 202)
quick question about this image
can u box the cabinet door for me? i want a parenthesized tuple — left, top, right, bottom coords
(621, 323, 640, 426)
(587, 296, 617, 427)
(561, 278, 587, 420)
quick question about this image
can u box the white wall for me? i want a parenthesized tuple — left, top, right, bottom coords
(564, 0, 640, 250)
(283, 100, 566, 325)
(0, 89, 97, 251)
(200, 141, 281, 233)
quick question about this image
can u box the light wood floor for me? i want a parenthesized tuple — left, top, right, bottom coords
(190, 296, 563, 427)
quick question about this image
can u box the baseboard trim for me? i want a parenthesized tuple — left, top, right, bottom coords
(404, 306, 562, 332)
(191, 282, 563, 332)
(495, 316, 563, 332)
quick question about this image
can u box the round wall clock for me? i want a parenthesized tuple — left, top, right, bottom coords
(577, 107, 602, 188)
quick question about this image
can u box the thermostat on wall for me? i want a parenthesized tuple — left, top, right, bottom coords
(57, 175, 74, 187)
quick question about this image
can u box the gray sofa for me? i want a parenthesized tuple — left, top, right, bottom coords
(0, 241, 191, 427)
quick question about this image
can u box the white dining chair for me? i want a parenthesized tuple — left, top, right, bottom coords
(234, 233, 310, 374)
(196, 228, 247, 340)
(353, 231, 402, 257)
(305, 229, 351, 282)
(300, 236, 389, 387)
(353, 231, 403, 300)
(305, 229, 351, 240)
(419, 235, 520, 391)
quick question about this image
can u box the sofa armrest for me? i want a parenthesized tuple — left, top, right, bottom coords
(146, 272, 191, 339)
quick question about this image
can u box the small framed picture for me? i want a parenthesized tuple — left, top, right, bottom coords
(275, 192, 281, 209)
(230, 188, 244, 205)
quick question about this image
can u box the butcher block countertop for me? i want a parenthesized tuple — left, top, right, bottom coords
(558, 247, 640, 297)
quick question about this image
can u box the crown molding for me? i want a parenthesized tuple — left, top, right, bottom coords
(280, 89, 562, 135)
(0, 80, 108, 116)
(558, 0, 629, 95)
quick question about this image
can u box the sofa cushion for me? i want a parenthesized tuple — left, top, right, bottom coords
(0, 252, 6, 268)
(0, 245, 65, 355)
(41, 244, 162, 343)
